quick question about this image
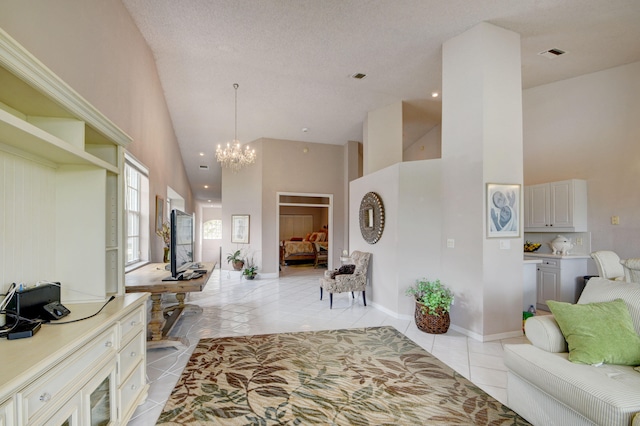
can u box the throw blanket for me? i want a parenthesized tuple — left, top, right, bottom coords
(158, 326, 529, 425)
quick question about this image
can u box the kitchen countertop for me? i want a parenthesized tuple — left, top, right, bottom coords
(524, 258, 542, 264)
(523, 253, 591, 259)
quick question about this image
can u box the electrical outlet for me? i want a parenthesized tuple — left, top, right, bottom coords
(612, 216, 620, 225)
(576, 237, 583, 245)
(447, 238, 455, 248)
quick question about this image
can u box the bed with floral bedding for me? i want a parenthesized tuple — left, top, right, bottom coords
(280, 231, 327, 265)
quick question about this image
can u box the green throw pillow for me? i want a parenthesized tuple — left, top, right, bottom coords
(547, 299, 640, 366)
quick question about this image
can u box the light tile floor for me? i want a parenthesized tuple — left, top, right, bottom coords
(127, 265, 528, 425)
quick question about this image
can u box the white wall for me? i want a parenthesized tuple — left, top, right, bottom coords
(349, 160, 443, 316)
(404, 124, 442, 161)
(221, 141, 263, 272)
(523, 61, 640, 263)
(364, 101, 403, 174)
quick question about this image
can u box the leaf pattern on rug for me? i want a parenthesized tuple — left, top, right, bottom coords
(158, 326, 530, 425)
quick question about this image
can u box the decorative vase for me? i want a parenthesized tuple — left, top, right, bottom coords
(414, 301, 450, 334)
(232, 260, 244, 271)
(163, 246, 170, 263)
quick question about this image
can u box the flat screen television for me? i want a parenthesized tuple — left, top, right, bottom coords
(163, 209, 194, 281)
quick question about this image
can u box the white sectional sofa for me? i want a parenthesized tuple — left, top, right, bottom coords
(504, 277, 640, 425)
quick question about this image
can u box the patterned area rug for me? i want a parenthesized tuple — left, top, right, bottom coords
(158, 326, 530, 425)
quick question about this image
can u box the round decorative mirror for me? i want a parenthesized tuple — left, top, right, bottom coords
(359, 192, 385, 244)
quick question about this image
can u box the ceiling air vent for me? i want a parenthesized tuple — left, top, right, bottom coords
(351, 72, 367, 80)
(538, 48, 566, 59)
(199, 165, 209, 170)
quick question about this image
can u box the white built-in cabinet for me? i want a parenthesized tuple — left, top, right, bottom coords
(0, 28, 147, 425)
(0, 295, 148, 426)
(536, 256, 588, 311)
(0, 28, 131, 301)
(524, 179, 588, 232)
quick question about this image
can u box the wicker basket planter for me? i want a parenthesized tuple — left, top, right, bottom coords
(415, 302, 450, 334)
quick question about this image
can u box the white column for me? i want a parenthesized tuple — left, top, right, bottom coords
(441, 22, 524, 339)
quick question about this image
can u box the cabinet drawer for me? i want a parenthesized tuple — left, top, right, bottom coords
(539, 259, 560, 268)
(119, 362, 146, 423)
(19, 326, 117, 423)
(120, 306, 145, 345)
(119, 331, 145, 383)
(36, 393, 81, 426)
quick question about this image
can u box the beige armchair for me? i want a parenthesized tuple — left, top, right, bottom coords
(319, 250, 371, 309)
(590, 250, 625, 280)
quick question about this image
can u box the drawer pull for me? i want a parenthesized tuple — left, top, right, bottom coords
(130, 384, 137, 391)
(130, 320, 137, 326)
(130, 351, 137, 358)
(39, 392, 51, 402)
(105, 341, 113, 348)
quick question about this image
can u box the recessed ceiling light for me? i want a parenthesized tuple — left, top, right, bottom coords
(431, 91, 439, 98)
(199, 165, 209, 170)
(351, 72, 367, 80)
(199, 152, 205, 156)
(302, 127, 309, 133)
(204, 185, 208, 189)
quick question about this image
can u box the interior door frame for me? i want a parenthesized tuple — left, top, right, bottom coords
(276, 191, 333, 274)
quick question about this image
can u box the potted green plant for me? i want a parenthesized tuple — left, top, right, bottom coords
(242, 255, 258, 279)
(242, 265, 258, 280)
(226, 249, 244, 271)
(405, 278, 454, 334)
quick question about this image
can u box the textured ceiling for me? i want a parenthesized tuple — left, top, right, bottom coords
(121, 0, 640, 202)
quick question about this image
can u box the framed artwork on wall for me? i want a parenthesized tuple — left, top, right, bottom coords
(487, 183, 520, 238)
(232, 214, 250, 244)
(155, 196, 165, 233)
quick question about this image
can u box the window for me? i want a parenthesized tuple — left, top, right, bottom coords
(125, 153, 150, 268)
(203, 219, 222, 239)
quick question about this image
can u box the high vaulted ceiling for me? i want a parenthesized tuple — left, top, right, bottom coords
(122, 0, 640, 202)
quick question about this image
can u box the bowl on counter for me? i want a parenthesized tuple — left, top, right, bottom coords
(524, 242, 541, 252)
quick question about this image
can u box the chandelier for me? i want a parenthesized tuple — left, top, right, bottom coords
(216, 83, 256, 172)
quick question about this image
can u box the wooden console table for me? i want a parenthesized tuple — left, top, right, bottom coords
(125, 262, 214, 349)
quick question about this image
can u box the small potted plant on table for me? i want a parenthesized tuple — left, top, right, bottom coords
(226, 249, 244, 271)
(406, 278, 454, 334)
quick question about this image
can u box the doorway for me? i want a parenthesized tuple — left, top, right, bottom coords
(277, 192, 333, 275)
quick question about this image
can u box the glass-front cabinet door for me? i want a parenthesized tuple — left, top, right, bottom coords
(83, 361, 117, 426)
(41, 394, 81, 426)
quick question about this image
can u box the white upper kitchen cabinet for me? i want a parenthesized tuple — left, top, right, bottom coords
(524, 179, 587, 232)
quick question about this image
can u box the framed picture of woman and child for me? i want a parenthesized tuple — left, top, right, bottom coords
(487, 183, 520, 238)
